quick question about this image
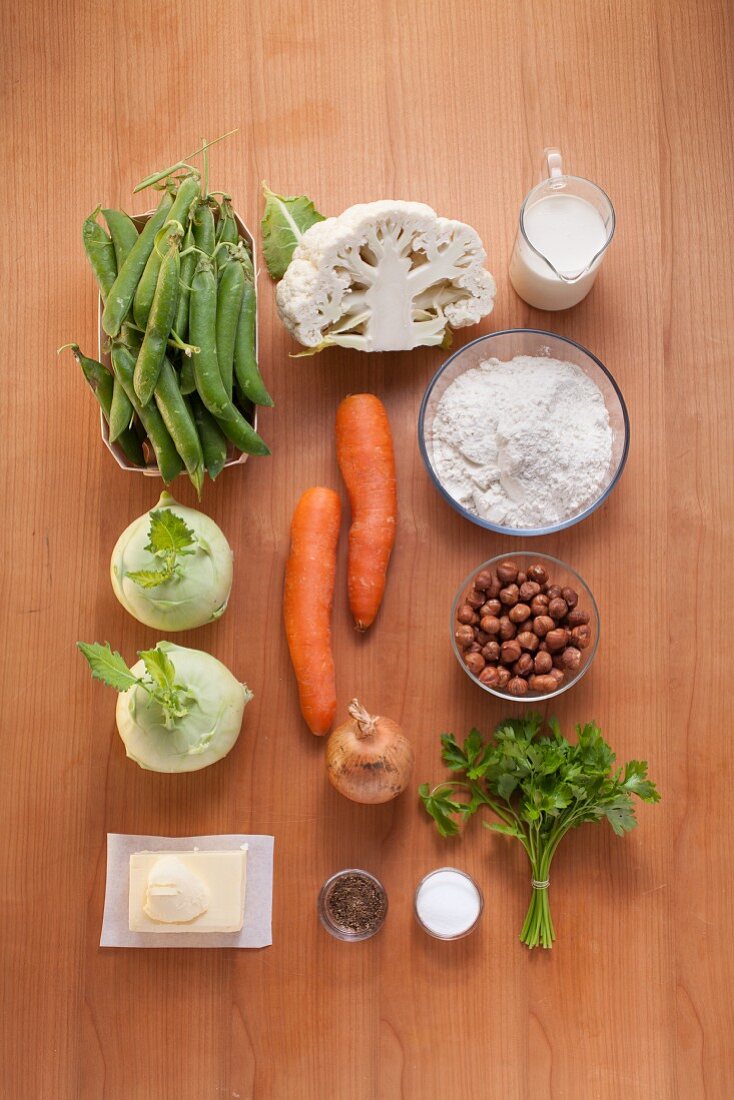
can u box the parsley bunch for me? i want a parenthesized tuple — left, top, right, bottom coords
(420, 714, 659, 949)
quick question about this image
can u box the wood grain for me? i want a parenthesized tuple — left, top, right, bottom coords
(1, 0, 732, 1096)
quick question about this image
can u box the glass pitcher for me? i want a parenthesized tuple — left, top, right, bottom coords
(509, 149, 615, 310)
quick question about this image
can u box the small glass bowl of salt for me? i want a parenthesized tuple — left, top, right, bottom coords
(414, 867, 484, 940)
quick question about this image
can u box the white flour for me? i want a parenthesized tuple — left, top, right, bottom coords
(431, 356, 613, 528)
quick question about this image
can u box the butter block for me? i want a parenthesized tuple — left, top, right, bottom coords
(129, 848, 247, 933)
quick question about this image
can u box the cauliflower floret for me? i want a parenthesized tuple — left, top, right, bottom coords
(275, 200, 496, 353)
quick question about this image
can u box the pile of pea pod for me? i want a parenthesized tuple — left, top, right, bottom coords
(70, 167, 272, 495)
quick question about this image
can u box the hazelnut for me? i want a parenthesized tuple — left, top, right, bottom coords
(547, 584, 562, 600)
(529, 674, 558, 693)
(534, 651, 553, 674)
(567, 608, 590, 627)
(457, 603, 476, 625)
(545, 627, 569, 652)
(498, 616, 516, 640)
(509, 602, 532, 624)
(466, 588, 485, 609)
(480, 615, 501, 635)
(479, 665, 500, 687)
(465, 641, 482, 654)
(561, 587, 578, 609)
(548, 597, 569, 621)
(508, 676, 529, 696)
(516, 571, 527, 585)
(486, 598, 502, 615)
(486, 575, 502, 598)
(496, 560, 519, 584)
(500, 639, 522, 664)
(552, 654, 566, 670)
(464, 651, 486, 676)
(474, 570, 494, 592)
(538, 640, 549, 652)
(519, 580, 541, 602)
(499, 584, 519, 607)
(561, 646, 582, 671)
(513, 654, 534, 677)
(455, 624, 475, 647)
(530, 594, 549, 616)
(533, 615, 555, 638)
(517, 630, 539, 652)
(496, 667, 511, 688)
(570, 624, 592, 649)
(548, 668, 565, 686)
(527, 563, 548, 585)
(475, 630, 490, 646)
(481, 640, 500, 662)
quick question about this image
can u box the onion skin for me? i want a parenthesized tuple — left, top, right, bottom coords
(326, 700, 414, 804)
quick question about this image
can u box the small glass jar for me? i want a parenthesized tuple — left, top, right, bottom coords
(317, 869, 388, 942)
(414, 867, 484, 940)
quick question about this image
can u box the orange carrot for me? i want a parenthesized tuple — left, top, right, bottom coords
(284, 486, 342, 735)
(336, 394, 397, 631)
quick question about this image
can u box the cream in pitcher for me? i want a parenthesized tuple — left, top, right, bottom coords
(509, 149, 615, 310)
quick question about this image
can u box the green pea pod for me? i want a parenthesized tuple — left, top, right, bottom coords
(233, 274, 274, 407)
(193, 201, 216, 256)
(189, 259, 269, 456)
(132, 176, 199, 327)
(102, 209, 139, 268)
(63, 344, 144, 466)
(190, 395, 228, 480)
(132, 177, 200, 328)
(179, 353, 196, 395)
(102, 189, 174, 337)
(166, 173, 201, 230)
(111, 343, 183, 483)
(134, 236, 181, 404)
(82, 206, 117, 299)
(215, 260, 245, 398)
(109, 375, 135, 442)
(154, 358, 205, 496)
(216, 200, 238, 245)
(173, 222, 196, 342)
(215, 202, 239, 280)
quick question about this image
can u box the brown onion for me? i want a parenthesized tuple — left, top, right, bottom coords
(326, 699, 414, 804)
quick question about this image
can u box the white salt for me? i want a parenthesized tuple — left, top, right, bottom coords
(415, 869, 482, 938)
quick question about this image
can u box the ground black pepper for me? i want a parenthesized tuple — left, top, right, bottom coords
(324, 873, 387, 935)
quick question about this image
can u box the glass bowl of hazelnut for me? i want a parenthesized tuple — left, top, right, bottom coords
(451, 553, 600, 701)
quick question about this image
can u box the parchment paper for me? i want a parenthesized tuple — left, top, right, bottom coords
(101, 833, 274, 948)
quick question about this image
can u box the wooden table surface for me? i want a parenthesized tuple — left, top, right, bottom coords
(3, 1, 733, 1096)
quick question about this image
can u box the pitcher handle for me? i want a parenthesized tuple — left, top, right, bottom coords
(544, 148, 564, 180)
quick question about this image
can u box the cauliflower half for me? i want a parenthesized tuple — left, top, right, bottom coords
(275, 200, 496, 353)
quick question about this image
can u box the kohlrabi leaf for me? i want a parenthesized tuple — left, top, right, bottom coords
(138, 645, 190, 728)
(126, 567, 173, 589)
(147, 509, 196, 558)
(261, 184, 325, 279)
(77, 641, 139, 693)
(139, 646, 177, 693)
(128, 508, 196, 590)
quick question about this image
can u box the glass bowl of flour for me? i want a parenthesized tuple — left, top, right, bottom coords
(418, 330, 629, 535)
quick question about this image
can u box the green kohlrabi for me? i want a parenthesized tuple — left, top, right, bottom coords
(110, 492, 233, 632)
(78, 640, 252, 772)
